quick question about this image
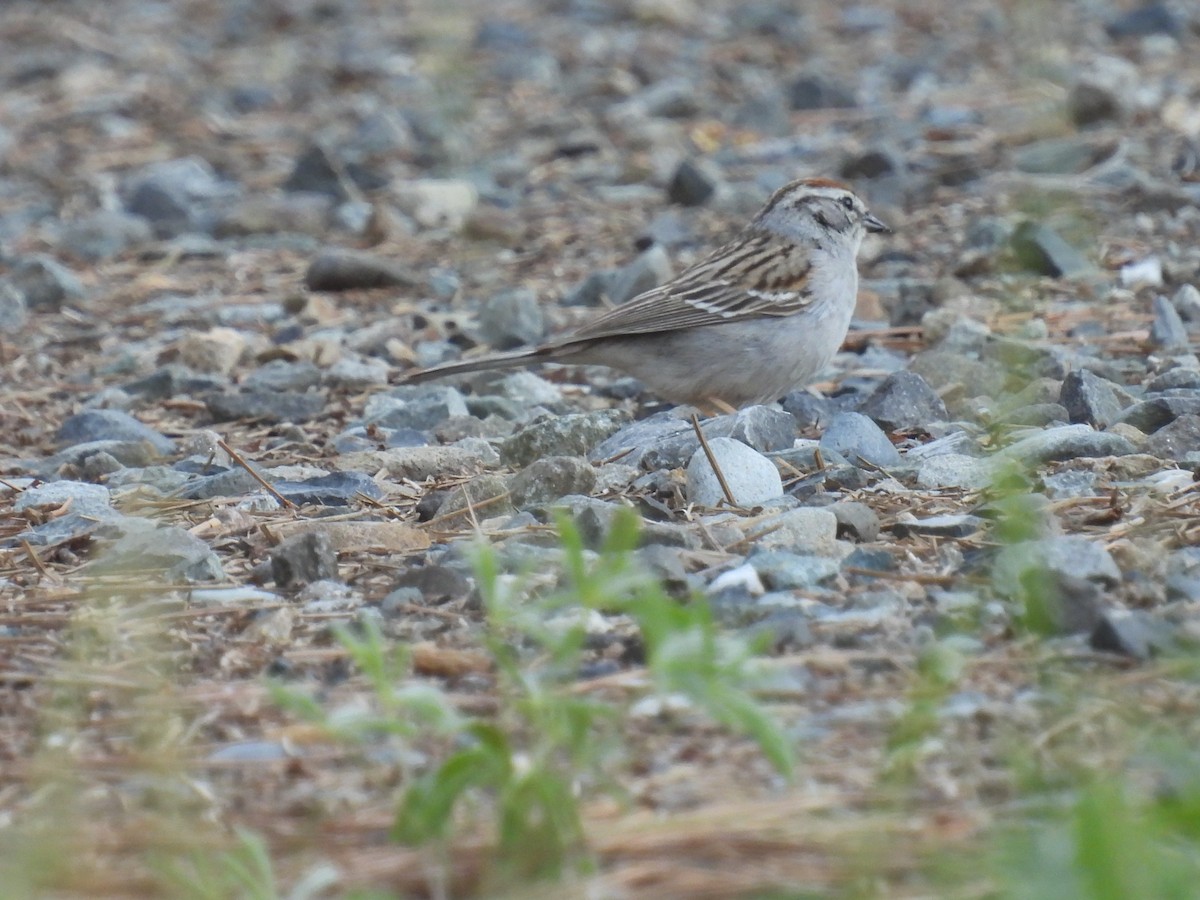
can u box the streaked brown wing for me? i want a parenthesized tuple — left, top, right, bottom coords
(558, 231, 814, 346)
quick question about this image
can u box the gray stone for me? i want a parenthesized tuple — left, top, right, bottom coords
(1146, 368, 1200, 393)
(38, 440, 164, 476)
(667, 160, 718, 206)
(1145, 415, 1200, 460)
(274, 472, 383, 506)
(563, 270, 613, 307)
(122, 365, 228, 400)
(1171, 284, 1200, 323)
(589, 406, 794, 470)
(732, 81, 792, 137)
(686, 438, 782, 508)
(1001, 403, 1070, 427)
(909, 351, 1007, 400)
(748, 609, 814, 652)
(893, 514, 984, 539)
(623, 77, 701, 119)
(1166, 548, 1200, 602)
(843, 546, 896, 574)
(389, 565, 472, 604)
(1013, 138, 1112, 175)
(364, 386, 469, 431)
(829, 501, 881, 543)
(181, 468, 262, 500)
(546, 496, 626, 548)
(0, 281, 26, 332)
(509, 456, 597, 508)
(788, 73, 856, 110)
(212, 194, 332, 238)
(488, 371, 564, 408)
(1059, 369, 1130, 428)
(1067, 81, 1121, 127)
(305, 249, 421, 291)
(331, 199, 374, 235)
(916, 458, 993, 494)
(1151, 294, 1189, 350)
(478, 288, 545, 350)
(284, 143, 351, 200)
(205, 390, 326, 423)
(1041, 469, 1099, 499)
(1010, 222, 1092, 277)
(1090, 611, 1175, 660)
(772, 443, 850, 473)
(782, 391, 840, 430)
(981, 336, 1063, 381)
(122, 157, 231, 235)
(208, 741, 289, 763)
(271, 531, 338, 588)
(1105, 3, 1182, 39)
(749, 550, 840, 590)
(722, 405, 797, 451)
(608, 244, 673, 304)
(106, 466, 193, 494)
(747, 506, 840, 554)
(59, 210, 153, 261)
(1118, 397, 1200, 432)
(819, 412, 901, 469)
(15, 481, 120, 545)
(840, 147, 902, 180)
(337, 445, 485, 481)
(8, 255, 85, 310)
(858, 371, 947, 432)
(433, 474, 514, 527)
(998, 424, 1135, 468)
(504, 410, 628, 467)
(57, 410, 174, 455)
(242, 360, 323, 393)
(89, 518, 225, 582)
(993, 536, 1120, 600)
(325, 355, 390, 390)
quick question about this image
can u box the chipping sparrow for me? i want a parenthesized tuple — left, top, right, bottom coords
(401, 178, 889, 408)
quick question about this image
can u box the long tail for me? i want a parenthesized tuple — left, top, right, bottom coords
(398, 344, 562, 384)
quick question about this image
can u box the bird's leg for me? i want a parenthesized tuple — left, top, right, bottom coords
(703, 397, 738, 417)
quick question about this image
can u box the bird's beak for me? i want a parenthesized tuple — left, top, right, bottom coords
(863, 212, 890, 234)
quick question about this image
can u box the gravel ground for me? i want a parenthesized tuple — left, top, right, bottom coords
(3, 0, 1200, 896)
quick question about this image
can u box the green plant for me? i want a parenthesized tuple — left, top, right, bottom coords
(393, 508, 793, 878)
(884, 641, 966, 780)
(994, 774, 1200, 900)
(151, 827, 278, 900)
(271, 619, 462, 744)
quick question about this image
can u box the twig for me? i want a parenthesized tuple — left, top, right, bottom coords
(217, 438, 298, 510)
(843, 567, 962, 586)
(690, 413, 737, 508)
(423, 490, 513, 531)
(461, 482, 483, 536)
(20, 540, 52, 582)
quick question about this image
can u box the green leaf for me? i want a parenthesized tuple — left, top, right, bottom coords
(393, 725, 513, 845)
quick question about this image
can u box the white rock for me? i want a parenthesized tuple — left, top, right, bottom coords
(709, 562, 765, 596)
(917, 453, 995, 490)
(1119, 256, 1163, 288)
(746, 507, 839, 555)
(686, 437, 783, 508)
(396, 179, 478, 230)
(178, 326, 246, 375)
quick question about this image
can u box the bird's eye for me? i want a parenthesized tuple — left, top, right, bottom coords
(840, 196, 855, 210)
